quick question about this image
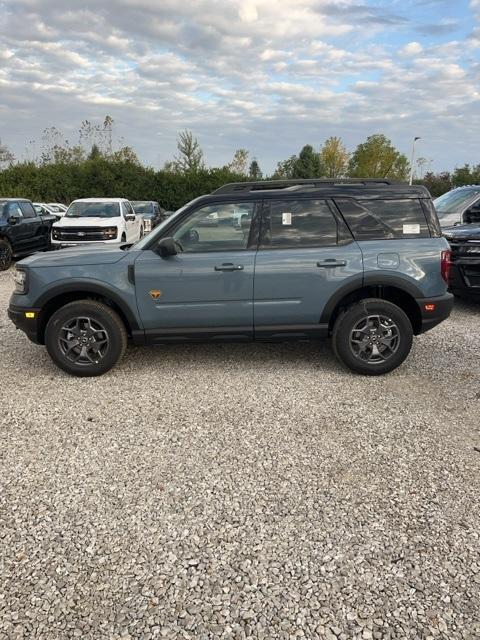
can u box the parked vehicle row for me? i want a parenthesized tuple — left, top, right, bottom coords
(0, 197, 173, 270)
(8, 179, 454, 378)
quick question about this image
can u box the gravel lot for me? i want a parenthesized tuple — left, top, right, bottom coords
(1, 266, 479, 640)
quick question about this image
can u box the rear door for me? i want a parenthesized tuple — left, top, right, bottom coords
(253, 198, 363, 338)
(134, 200, 259, 340)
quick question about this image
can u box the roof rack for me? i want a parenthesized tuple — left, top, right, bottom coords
(212, 178, 395, 195)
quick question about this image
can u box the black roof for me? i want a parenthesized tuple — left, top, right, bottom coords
(209, 179, 430, 201)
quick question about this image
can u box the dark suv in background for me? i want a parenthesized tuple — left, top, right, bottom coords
(0, 198, 56, 270)
(131, 201, 172, 233)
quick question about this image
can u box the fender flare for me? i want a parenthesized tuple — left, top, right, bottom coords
(320, 273, 424, 325)
(34, 280, 141, 331)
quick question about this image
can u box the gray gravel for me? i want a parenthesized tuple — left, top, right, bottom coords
(1, 266, 480, 640)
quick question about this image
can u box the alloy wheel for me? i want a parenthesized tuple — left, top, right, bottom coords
(349, 314, 400, 364)
(58, 316, 109, 365)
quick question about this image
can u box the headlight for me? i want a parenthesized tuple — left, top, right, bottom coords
(144, 219, 152, 232)
(102, 227, 118, 239)
(52, 227, 61, 239)
(14, 268, 28, 294)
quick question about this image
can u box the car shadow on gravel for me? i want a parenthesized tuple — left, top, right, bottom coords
(122, 339, 346, 375)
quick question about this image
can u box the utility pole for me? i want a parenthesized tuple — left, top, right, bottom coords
(409, 136, 421, 185)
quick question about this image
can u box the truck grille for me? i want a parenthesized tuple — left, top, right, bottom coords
(53, 227, 116, 242)
(449, 240, 480, 288)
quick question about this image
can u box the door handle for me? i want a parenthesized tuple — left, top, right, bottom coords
(214, 263, 244, 272)
(316, 259, 347, 268)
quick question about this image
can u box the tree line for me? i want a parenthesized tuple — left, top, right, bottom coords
(0, 116, 478, 209)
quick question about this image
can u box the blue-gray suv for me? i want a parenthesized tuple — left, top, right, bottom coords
(8, 179, 453, 377)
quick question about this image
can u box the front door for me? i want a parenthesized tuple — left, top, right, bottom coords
(253, 198, 363, 338)
(8, 202, 44, 252)
(134, 200, 259, 341)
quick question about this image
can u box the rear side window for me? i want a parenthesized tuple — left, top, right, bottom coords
(19, 201, 37, 218)
(261, 199, 338, 248)
(335, 198, 430, 240)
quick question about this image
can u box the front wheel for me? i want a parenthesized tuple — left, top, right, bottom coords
(45, 300, 127, 377)
(332, 298, 413, 376)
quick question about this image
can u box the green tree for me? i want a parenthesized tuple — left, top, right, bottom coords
(419, 171, 452, 197)
(169, 130, 205, 173)
(273, 155, 298, 179)
(249, 158, 262, 179)
(296, 145, 322, 178)
(273, 145, 322, 179)
(452, 164, 480, 187)
(348, 134, 409, 180)
(228, 149, 249, 175)
(320, 137, 348, 178)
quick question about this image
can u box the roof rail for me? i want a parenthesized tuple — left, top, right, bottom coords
(212, 178, 395, 195)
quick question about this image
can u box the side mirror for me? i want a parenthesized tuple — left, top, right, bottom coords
(156, 236, 178, 257)
(125, 214, 136, 221)
(9, 214, 21, 225)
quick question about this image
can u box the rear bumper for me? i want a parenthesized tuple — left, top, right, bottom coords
(416, 293, 454, 333)
(8, 305, 43, 344)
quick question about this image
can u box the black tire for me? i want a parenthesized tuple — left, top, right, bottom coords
(332, 298, 413, 376)
(0, 238, 13, 271)
(45, 300, 127, 377)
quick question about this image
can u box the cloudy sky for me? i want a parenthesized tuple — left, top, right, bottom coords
(0, 0, 479, 174)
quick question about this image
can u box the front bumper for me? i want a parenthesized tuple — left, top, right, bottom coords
(8, 305, 43, 344)
(417, 293, 454, 333)
(448, 261, 480, 299)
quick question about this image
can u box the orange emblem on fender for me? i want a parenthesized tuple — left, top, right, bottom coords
(150, 290, 162, 300)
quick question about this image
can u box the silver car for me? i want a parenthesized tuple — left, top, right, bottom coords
(434, 186, 480, 227)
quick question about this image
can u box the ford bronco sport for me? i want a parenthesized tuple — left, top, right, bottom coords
(8, 179, 453, 377)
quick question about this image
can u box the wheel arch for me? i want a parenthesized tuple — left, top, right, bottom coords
(35, 282, 140, 344)
(322, 276, 423, 335)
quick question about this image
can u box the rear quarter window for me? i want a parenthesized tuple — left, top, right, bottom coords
(335, 198, 430, 240)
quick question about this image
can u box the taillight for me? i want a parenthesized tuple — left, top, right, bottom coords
(441, 249, 452, 283)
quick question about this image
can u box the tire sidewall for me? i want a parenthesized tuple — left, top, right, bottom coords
(0, 238, 13, 271)
(45, 302, 126, 377)
(333, 299, 413, 376)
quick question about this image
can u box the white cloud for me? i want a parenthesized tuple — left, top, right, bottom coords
(0, 0, 479, 173)
(400, 41, 423, 56)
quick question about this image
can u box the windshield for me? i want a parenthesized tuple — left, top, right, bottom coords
(434, 189, 480, 218)
(66, 202, 121, 218)
(132, 202, 153, 215)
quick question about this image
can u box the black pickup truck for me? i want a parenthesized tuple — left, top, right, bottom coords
(0, 198, 56, 271)
(444, 224, 480, 299)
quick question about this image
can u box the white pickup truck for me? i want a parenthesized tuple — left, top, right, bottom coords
(51, 198, 144, 246)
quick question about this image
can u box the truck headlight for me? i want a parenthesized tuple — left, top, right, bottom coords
(144, 219, 152, 232)
(102, 227, 118, 239)
(14, 268, 28, 294)
(52, 227, 61, 239)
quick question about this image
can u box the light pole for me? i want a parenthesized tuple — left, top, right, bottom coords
(409, 136, 421, 185)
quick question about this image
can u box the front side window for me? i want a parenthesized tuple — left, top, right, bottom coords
(66, 202, 120, 218)
(261, 199, 338, 248)
(19, 202, 36, 218)
(172, 202, 256, 252)
(7, 203, 23, 217)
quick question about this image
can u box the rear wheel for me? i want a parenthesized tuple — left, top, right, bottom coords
(0, 238, 13, 271)
(45, 300, 127, 377)
(332, 298, 413, 375)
